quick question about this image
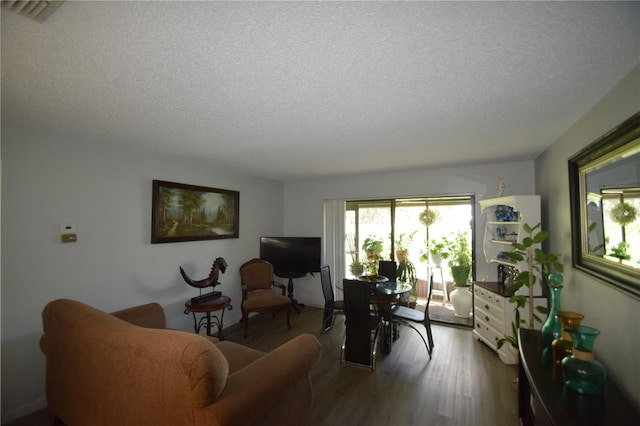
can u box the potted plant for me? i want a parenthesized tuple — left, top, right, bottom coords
(446, 232, 473, 317)
(497, 223, 563, 351)
(346, 233, 364, 276)
(425, 232, 471, 283)
(395, 232, 418, 300)
(362, 236, 383, 276)
(423, 239, 450, 267)
(447, 232, 472, 285)
(395, 231, 416, 262)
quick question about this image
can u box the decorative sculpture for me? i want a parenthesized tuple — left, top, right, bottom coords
(180, 257, 228, 304)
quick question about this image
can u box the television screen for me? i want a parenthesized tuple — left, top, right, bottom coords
(259, 237, 321, 275)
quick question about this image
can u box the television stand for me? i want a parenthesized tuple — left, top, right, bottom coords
(277, 271, 306, 313)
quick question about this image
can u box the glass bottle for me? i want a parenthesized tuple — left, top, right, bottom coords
(551, 311, 584, 365)
(561, 325, 606, 395)
(541, 273, 563, 348)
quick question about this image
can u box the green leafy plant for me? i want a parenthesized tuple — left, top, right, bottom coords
(421, 232, 471, 285)
(362, 236, 384, 276)
(395, 232, 418, 294)
(362, 236, 383, 257)
(497, 223, 563, 350)
(609, 241, 631, 261)
(395, 231, 416, 255)
(397, 257, 417, 291)
(447, 232, 472, 269)
(421, 239, 451, 264)
(422, 233, 469, 264)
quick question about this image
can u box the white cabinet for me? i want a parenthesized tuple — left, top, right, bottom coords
(478, 195, 542, 297)
(472, 282, 545, 364)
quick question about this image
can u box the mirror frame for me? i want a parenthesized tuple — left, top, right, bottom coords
(568, 111, 640, 299)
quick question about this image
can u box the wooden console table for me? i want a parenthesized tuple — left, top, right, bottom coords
(518, 328, 640, 425)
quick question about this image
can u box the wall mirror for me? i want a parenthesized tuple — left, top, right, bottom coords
(569, 111, 640, 299)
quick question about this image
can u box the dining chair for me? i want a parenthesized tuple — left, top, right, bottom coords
(320, 264, 344, 334)
(390, 273, 434, 358)
(341, 279, 384, 370)
(377, 260, 397, 280)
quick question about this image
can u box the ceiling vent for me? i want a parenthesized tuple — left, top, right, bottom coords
(1, 1, 63, 23)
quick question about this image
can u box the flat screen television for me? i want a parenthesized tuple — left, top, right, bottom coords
(259, 237, 321, 276)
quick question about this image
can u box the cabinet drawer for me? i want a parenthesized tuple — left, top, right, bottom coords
(483, 290, 505, 311)
(475, 288, 505, 317)
(474, 317, 503, 350)
(475, 305, 504, 330)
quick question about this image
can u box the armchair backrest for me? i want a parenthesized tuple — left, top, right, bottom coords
(240, 258, 275, 291)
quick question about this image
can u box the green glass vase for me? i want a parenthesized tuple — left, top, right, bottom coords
(551, 311, 584, 366)
(561, 325, 606, 396)
(541, 273, 563, 348)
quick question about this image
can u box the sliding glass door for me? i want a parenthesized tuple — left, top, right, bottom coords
(344, 195, 475, 294)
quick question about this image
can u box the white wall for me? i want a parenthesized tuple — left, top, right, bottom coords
(283, 162, 536, 306)
(0, 127, 284, 422)
(535, 65, 640, 405)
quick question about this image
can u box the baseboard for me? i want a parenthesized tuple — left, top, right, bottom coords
(1, 397, 47, 424)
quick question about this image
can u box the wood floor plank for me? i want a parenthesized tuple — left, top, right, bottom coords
(225, 308, 519, 426)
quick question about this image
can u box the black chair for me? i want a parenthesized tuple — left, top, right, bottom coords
(320, 264, 344, 334)
(390, 274, 434, 358)
(341, 279, 384, 370)
(377, 260, 397, 281)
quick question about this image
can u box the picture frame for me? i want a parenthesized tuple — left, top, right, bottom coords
(151, 180, 239, 243)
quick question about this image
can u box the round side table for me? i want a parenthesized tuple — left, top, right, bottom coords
(184, 295, 232, 339)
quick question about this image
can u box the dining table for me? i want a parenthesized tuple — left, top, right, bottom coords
(342, 276, 413, 354)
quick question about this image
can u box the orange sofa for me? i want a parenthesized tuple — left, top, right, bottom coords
(40, 299, 321, 426)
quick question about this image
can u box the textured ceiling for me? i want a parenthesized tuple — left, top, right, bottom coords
(2, 1, 640, 181)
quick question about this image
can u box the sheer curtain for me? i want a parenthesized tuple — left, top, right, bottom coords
(323, 199, 346, 298)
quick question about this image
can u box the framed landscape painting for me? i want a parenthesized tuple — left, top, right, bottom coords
(151, 180, 239, 243)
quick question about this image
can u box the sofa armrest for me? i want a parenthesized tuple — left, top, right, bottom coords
(196, 333, 321, 425)
(110, 302, 166, 329)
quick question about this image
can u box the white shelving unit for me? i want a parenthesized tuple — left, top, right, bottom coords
(478, 195, 542, 297)
(474, 195, 545, 364)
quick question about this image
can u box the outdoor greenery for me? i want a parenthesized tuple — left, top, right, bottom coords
(609, 241, 632, 261)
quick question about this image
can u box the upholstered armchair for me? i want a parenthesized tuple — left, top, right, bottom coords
(239, 258, 292, 337)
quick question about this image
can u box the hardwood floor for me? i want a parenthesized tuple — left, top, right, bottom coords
(8, 307, 519, 426)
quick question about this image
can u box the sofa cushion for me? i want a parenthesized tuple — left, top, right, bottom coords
(111, 302, 166, 328)
(243, 290, 291, 310)
(215, 341, 265, 374)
